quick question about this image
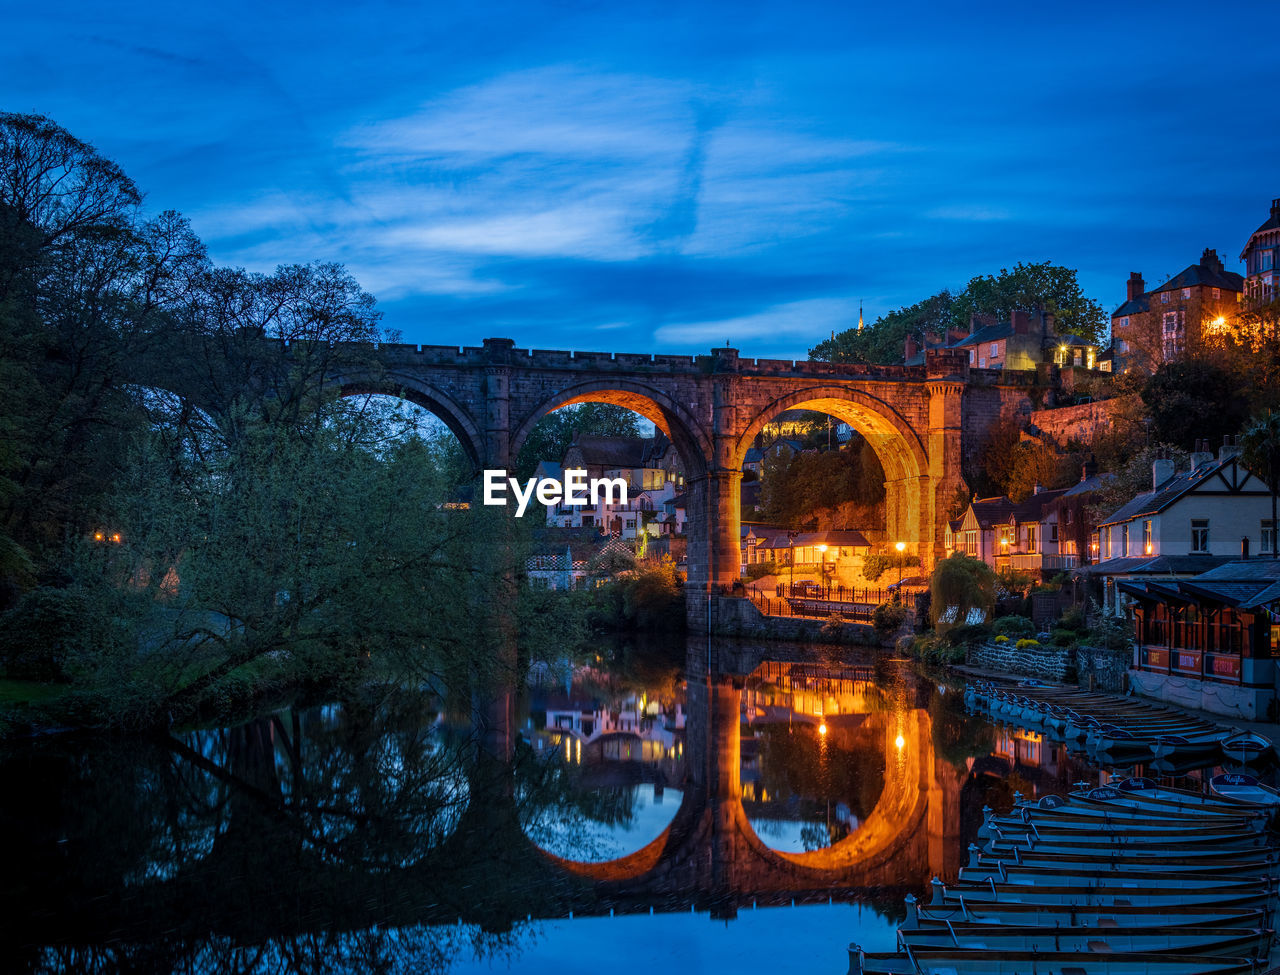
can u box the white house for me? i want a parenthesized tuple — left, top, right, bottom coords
(1081, 439, 1273, 616)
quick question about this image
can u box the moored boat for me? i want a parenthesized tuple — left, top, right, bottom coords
(1220, 729, 1274, 765)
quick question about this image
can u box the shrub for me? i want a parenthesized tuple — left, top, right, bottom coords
(873, 601, 908, 636)
(1049, 628, 1077, 647)
(1015, 638, 1041, 650)
(994, 634, 1010, 643)
(1058, 606, 1086, 632)
(946, 622, 993, 646)
(993, 615, 1035, 639)
(743, 561, 778, 582)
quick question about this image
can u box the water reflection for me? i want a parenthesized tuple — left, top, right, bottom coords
(0, 639, 1083, 974)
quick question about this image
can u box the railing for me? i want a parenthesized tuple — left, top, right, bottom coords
(1008, 553, 1078, 571)
(773, 583, 923, 604)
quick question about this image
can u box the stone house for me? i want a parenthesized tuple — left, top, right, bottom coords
(1109, 249, 1243, 372)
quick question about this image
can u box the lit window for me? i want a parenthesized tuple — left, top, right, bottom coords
(1142, 519, 1152, 554)
(1191, 519, 1209, 553)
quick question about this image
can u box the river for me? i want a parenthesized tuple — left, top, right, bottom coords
(0, 637, 1256, 974)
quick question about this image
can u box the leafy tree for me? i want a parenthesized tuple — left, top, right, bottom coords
(952, 262, 1106, 343)
(972, 417, 1066, 502)
(810, 262, 1105, 366)
(514, 403, 643, 479)
(929, 554, 996, 635)
(757, 438, 885, 527)
(1140, 360, 1250, 451)
(809, 291, 955, 365)
(1240, 410, 1280, 560)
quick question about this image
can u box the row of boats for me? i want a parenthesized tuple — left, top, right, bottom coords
(964, 679, 1276, 772)
(849, 773, 1280, 974)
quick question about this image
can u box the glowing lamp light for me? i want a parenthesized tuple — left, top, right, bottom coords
(93, 531, 104, 542)
(111, 533, 121, 543)
(818, 722, 828, 735)
(895, 734, 905, 751)
(1145, 543, 1153, 555)
(895, 541, 905, 553)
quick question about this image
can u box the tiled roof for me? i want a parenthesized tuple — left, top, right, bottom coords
(1150, 262, 1243, 295)
(1112, 296, 1149, 319)
(950, 322, 1015, 349)
(1096, 455, 1248, 527)
(565, 433, 671, 468)
(1074, 554, 1230, 577)
(1121, 559, 1280, 609)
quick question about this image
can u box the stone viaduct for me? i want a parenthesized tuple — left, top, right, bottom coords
(142, 333, 1047, 627)
(332, 337, 1043, 624)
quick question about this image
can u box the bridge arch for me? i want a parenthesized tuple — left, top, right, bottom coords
(337, 371, 485, 471)
(510, 379, 712, 478)
(734, 385, 932, 555)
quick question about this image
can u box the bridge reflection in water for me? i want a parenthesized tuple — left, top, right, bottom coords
(0, 639, 970, 969)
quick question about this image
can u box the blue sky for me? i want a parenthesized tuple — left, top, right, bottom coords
(5, 1, 1280, 359)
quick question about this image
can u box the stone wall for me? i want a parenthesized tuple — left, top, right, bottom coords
(967, 639, 1072, 681)
(1074, 645, 1129, 693)
(1028, 396, 1139, 449)
(703, 595, 879, 645)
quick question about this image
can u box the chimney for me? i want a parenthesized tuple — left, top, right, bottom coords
(1190, 438, 1214, 471)
(1219, 434, 1241, 461)
(904, 334, 918, 360)
(1033, 482, 1043, 495)
(1011, 309, 1030, 335)
(925, 330, 942, 349)
(1200, 248, 1224, 273)
(1126, 272, 1145, 302)
(1082, 456, 1098, 481)
(948, 326, 968, 344)
(1153, 450, 1175, 490)
(1043, 309, 1057, 338)
(1272, 198, 1280, 220)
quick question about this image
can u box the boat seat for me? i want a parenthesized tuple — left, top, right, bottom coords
(1098, 917, 1118, 927)
(1088, 940, 1113, 952)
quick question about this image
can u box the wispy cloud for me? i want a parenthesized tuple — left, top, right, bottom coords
(654, 298, 858, 349)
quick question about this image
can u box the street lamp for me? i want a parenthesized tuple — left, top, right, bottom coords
(895, 540, 906, 588)
(817, 543, 829, 596)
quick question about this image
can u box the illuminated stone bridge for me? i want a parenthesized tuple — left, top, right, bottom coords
(147, 335, 1047, 626)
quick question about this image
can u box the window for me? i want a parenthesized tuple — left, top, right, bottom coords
(1050, 523, 1058, 543)
(990, 342, 999, 357)
(1212, 288, 1220, 300)
(1120, 316, 1129, 328)
(1143, 519, 1152, 555)
(1122, 524, 1129, 556)
(1117, 339, 1128, 353)
(1027, 525, 1038, 554)
(1191, 519, 1209, 553)
(1264, 520, 1275, 554)
(1182, 287, 1192, 299)
(1161, 292, 1170, 303)
(1065, 508, 1073, 525)
(978, 357, 986, 368)
(1162, 310, 1185, 358)
(1105, 527, 1113, 559)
